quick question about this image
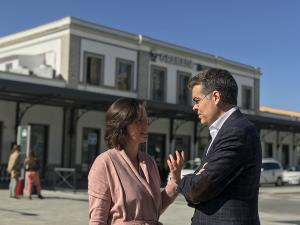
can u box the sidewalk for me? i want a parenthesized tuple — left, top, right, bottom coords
(0, 186, 299, 225)
(0, 189, 89, 225)
(259, 185, 300, 195)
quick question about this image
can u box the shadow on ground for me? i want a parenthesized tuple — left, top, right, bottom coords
(0, 208, 38, 216)
(44, 196, 87, 202)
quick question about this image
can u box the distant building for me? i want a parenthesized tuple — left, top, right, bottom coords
(259, 106, 300, 168)
(0, 17, 299, 185)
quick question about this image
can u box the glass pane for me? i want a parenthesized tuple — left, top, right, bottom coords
(30, 125, 48, 178)
(265, 143, 273, 158)
(0, 122, 2, 162)
(82, 128, 100, 174)
(175, 135, 191, 160)
(86, 56, 101, 85)
(242, 88, 252, 109)
(147, 133, 167, 182)
(152, 68, 165, 101)
(282, 145, 289, 169)
(116, 61, 132, 90)
(178, 74, 190, 104)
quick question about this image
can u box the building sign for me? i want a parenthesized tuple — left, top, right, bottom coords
(150, 51, 193, 68)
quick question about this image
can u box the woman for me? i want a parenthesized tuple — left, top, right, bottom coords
(88, 98, 184, 225)
(24, 151, 44, 200)
(7, 144, 20, 198)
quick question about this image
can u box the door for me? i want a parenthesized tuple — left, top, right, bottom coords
(30, 124, 48, 178)
(81, 128, 100, 175)
(175, 135, 191, 160)
(282, 144, 289, 169)
(147, 133, 167, 182)
(0, 122, 2, 163)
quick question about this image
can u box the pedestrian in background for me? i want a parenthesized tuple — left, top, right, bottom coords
(24, 151, 44, 200)
(7, 144, 21, 199)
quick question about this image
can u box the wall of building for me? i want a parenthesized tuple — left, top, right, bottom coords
(233, 73, 254, 109)
(0, 100, 16, 163)
(75, 110, 106, 165)
(80, 39, 138, 87)
(149, 59, 194, 104)
(0, 32, 65, 76)
(2, 18, 300, 185)
(21, 105, 63, 164)
(175, 121, 195, 158)
(260, 129, 300, 166)
(148, 118, 171, 155)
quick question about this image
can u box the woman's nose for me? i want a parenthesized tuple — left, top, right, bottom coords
(192, 104, 198, 111)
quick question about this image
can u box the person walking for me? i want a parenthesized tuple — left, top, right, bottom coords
(24, 151, 44, 200)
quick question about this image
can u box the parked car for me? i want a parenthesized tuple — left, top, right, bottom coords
(260, 158, 283, 186)
(181, 158, 201, 177)
(283, 165, 300, 185)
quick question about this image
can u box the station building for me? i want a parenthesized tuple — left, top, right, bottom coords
(0, 17, 299, 185)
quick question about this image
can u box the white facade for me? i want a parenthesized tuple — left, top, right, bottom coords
(0, 33, 63, 79)
(0, 101, 16, 162)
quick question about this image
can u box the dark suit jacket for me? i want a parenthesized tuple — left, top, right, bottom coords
(178, 109, 262, 225)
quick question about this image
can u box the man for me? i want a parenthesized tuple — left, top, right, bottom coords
(177, 68, 262, 225)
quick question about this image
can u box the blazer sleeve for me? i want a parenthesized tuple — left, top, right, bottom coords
(88, 155, 112, 225)
(177, 127, 250, 204)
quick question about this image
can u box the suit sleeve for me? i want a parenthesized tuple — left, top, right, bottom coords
(88, 156, 112, 225)
(177, 127, 250, 204)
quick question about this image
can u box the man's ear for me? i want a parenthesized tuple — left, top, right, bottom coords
(211, 91, 221, 105)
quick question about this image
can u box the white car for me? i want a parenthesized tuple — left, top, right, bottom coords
(181, 158, 201, 178)
(283, 165, 300, 185)
(260, 158, 283, 186)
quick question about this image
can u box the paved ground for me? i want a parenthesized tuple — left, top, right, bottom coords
(0, 185, 299, 225)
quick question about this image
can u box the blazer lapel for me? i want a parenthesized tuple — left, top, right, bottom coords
(194, 138, 211, 173)
(201, 138, 211, 161)
(205, 109, 243, 158)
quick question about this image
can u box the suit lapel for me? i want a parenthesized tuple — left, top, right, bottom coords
(194, 139, 211, 173)
(205, 109, 243, 158)
(201, 138, 211, 161)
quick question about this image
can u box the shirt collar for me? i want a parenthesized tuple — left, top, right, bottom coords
(209, 107, 238, 140)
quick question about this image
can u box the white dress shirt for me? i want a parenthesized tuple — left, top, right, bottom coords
(206, 107, 238, 155)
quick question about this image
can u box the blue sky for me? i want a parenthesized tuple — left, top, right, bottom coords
(1, 0, 299, 111)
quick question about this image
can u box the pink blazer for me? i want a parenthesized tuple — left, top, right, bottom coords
(88, 148, 177, 225)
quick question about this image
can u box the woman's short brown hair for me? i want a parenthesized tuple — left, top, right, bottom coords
(105, 98, 145, 150)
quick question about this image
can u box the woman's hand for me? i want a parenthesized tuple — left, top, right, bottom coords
(167, 150, 185, 184)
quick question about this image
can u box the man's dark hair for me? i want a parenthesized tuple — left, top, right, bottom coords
(105, 98, 145, 150)
(188, 68, 238, 105)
